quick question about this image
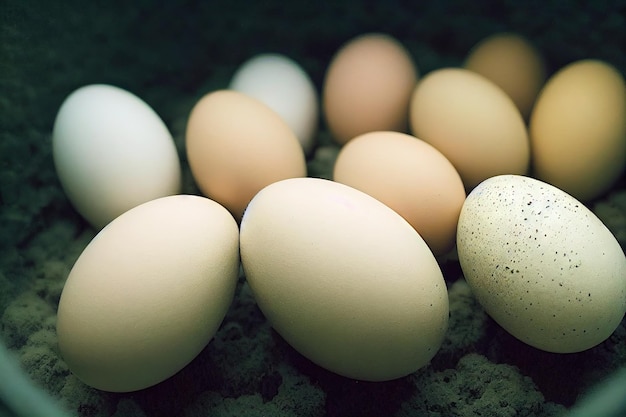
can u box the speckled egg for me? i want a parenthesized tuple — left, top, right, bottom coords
(457, 175, 626, 353)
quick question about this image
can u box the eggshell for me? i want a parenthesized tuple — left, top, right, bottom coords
(52, 84, 182, 229)
(457, 175, 626, 353)
(529, 60, 626, 201)
(240, 177, 448, 381)
(185, 90, 306, 220)
(464, 32, 546, 119)
(333, 131, 465, 255)
(229, 53, 319, 154)
(322, 33, 418, 145)
(56, 195, 240, 392)
(409, 68, 530, 190)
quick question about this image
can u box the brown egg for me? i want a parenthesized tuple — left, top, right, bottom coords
(529, 60, 626, 201)
(464, 33, 546, 119)
(409, 68, 530, 190)
(322, 33, 418, 145)
(185, 90, 306, 220)
(333, 131, 465, 255)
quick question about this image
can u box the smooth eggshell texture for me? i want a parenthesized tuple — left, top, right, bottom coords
(529, 59, 626, 201)
(229, 53, 319, 154)
(457, 175, 626, 353)
(240, 177, 448, 381)
(333, 131, 465, 255)
(57, 195, 240, 392)
(52, 84, 182, 229)
(464, 32, 546, 119)
(409, 68, 530, 190)
(322, 33, 418, 145)
(185, 90, 306, 220)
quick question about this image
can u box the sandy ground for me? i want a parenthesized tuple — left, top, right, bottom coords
(1, 1, 625, 416)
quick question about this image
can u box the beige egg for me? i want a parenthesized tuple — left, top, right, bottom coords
(529, 59, 626, 201)
(322, 33, 418, 145)
(409, 68, 530, 190)
(56, 195, 240, 392)
(240, 178, 448, 381)
(333, 131, 465, 255)
(457, 175, 626, 353)
(464, 32, 546, 119)
(185, 90, 306, 220)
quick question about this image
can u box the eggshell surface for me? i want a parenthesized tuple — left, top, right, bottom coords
(457, 175, 626, 353)
(333, 131, 465, 255)
(409, 68, 530, 190)
(322, 33, 418, 145)
(185, 90, 306, 220)
(56, 195, 240, 392)
(240, 177, 449, 381)
(52, 84, 181, 229)
(229, 53, 319, 154)
(529, 60, 626, 201)
(464, 32, 546, 119)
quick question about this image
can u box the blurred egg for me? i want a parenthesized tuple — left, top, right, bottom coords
(409, 68, 530, 190)
(529, 59, 626, 201)
(333, 131, 465, 255)
(52, 84, 182, 229)
(457, 175, 626, 353)
(464, 32, 546, 119)
(240, 177, 448, 381)
(57, 195, 240, 392)
(229, 53, 319, 154)
(322, 33, 418, 145)
(185, 90, 306, 220)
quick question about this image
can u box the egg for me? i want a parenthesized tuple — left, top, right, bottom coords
(464, 32, 546, 119)
(229, 53, 319, 154)
(409, 68, 530, 190)
(333, 131, 465, 255)
(240, 177, 448, 381)
(185, 90, 306, 221)
(56, 195, 240, 392)
(529, 59, 626, 201)
(322, 33, 418, 145)
(52, 84, 182, 229)
(457, 175, 626, 353)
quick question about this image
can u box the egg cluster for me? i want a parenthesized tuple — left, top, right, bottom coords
(52, 31, 626, 393)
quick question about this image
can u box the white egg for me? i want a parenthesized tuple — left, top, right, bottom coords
(229, 53, 319, 154)
(57, 195, 240, 392)
(457, 175, 626, 353)
(52, 84, 181, 229)
(240, 177, 448, 381)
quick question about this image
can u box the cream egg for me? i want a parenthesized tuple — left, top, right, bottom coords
(322, 33, 418, 145)
(457, 175, 626, 353)
(529, 59, 626, 201)
(185, 90, 306, 221)
(57, 195, 240, 392)
(409, 68, 530, 190)
(229, 53, 319, 154)
(464, 32, 546, 119)
(240, 177, 448, 381)
(333, 131, 465, 255)
(52, 84, 182, 229)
